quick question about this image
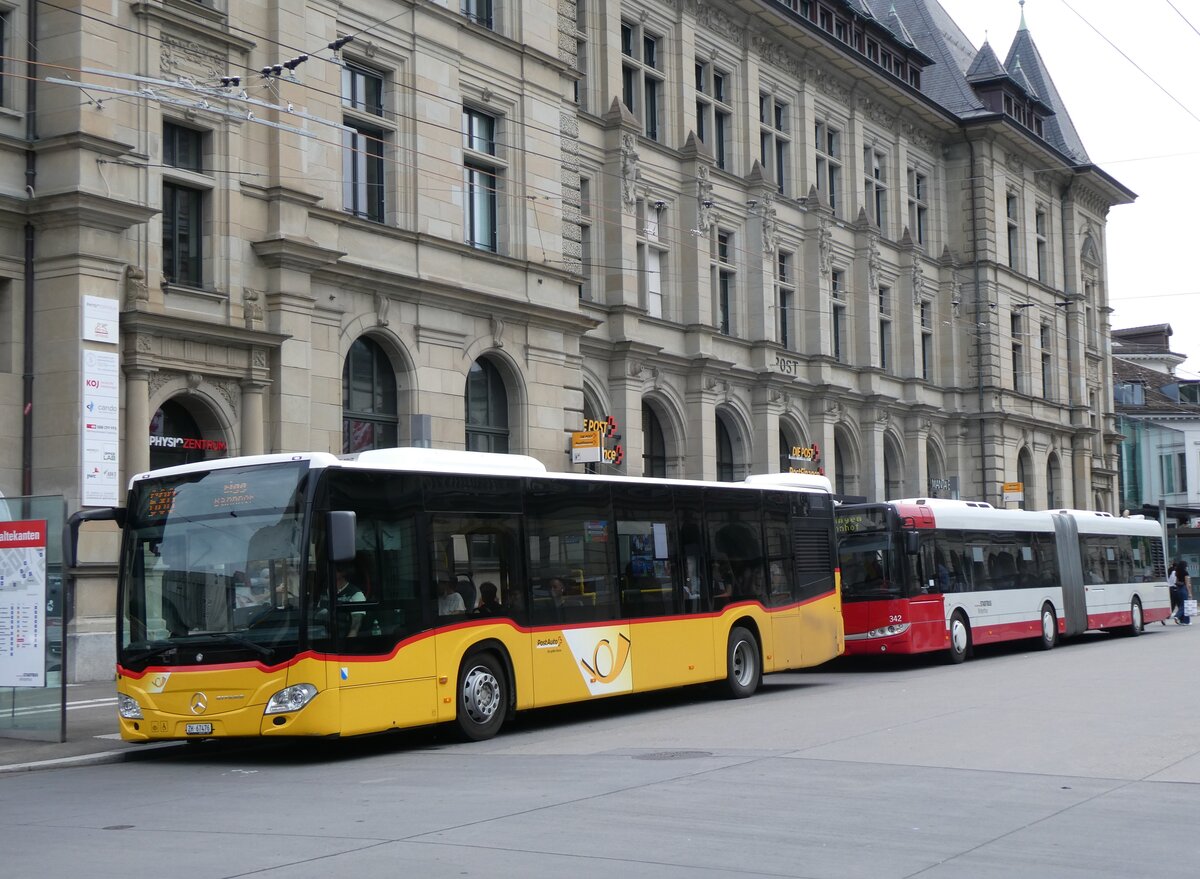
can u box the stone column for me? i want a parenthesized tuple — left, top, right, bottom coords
(241, 381, 267, 456)
(124, 368, 151, 477)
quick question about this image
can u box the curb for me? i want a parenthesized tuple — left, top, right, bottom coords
(0, 741, 182, 774)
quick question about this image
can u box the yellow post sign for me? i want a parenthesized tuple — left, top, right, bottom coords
(571, 430, 602, 464)
(1002, 481, 1024, 503)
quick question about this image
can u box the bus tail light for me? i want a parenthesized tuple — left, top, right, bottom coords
(264, 684, 318, 715)
(117, 693, 143, 719)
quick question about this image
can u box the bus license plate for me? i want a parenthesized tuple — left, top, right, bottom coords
(185, 723, 212, 736)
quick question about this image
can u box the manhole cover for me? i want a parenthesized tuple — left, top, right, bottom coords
(633, 750, 712, 761)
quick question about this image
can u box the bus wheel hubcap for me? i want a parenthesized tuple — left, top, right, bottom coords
(952, 621, 967, 652)
(462, 666, 499, 723)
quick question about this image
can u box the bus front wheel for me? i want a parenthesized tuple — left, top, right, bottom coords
(723, 626, 761, 699)
(453, 652, 508, 742)
(946, 612, 970, 664)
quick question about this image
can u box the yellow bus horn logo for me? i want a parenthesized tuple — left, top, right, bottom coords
(580, 633, 632, 683)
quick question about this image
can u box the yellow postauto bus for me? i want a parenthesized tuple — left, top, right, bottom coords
(68, 449, 842, 742)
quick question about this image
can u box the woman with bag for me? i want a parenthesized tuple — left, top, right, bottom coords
(1178, 561, 1194, 626)
(1167, 562, 1179, 624)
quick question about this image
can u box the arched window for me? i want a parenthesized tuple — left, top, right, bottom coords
(465, 358, 509, 453)
(883, 437, 903, 501)
(716, 417, 735, 482)
(1047, 454, 1062, 510)
(150, 398, 226, 470)
(1016, 449, 1032, 509)
(343, 337, 398, 453)
(779, 428, 792, 473)
(643, 403, 666, 477)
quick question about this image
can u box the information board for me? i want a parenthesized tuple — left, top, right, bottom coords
(0, 520, 48, 688)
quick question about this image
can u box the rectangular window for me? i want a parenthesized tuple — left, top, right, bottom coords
(1035, 207, 1048, 282)
(461, 0, 494, 29)
(162, 122, 208, 288)
(622, 21, 665, 142)
(1011, 311, 1025, 394)
(578, 175, 593, 300)
(715, 229, 734, 335)
(1040, 323, 1053, 400)
(573, 1, 588, 110)
(759, 92, 790, 195)
(778, 251, 795, 349)
(638, 199, 667, 319)
(342, 64, 387, 222)
(831, 269, 846, 361)
(696, 61, 732, 170)
(163, 183, 203, 287)
(864, 146, 888, 234)
(1006, 191, 1020, 269)
(815, 119, 842, 214)
(878, 286, 891, 373)
(907, 168, 927, 246)
(920, 301, 933, 380)
(463, 107, 503, 252)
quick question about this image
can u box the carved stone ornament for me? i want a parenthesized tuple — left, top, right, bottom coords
(243, 288, 264, 328)
(621, 133, 639, 211)
(911, 260, 927, 306)
(124, 265, 150, 309)
(375, 291, 390, 327)
(818, 218, 833, 276)
(491, 316, 505, 349)
(160, 32, 224, 82)
(760, 192, 778, 256)
(867, 234, 881, 293)
(825, 401, 842, 419)
(697, 166, 715, 233)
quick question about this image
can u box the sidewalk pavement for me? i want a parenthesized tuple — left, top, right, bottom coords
(0, 680, 181, 774)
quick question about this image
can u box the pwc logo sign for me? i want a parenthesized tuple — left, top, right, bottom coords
(561, 628, 633, 696)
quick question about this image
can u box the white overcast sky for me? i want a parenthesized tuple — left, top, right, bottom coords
(936, 0, 1200, 380)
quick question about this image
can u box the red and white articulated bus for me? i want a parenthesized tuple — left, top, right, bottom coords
(837, 499, 1171, 663)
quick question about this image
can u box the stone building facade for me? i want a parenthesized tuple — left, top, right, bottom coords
(0, 0, 1129, 678)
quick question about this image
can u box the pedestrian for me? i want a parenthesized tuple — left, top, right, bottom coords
(1176, 561, 1193, 626)
(1168, 561, 1179, 624)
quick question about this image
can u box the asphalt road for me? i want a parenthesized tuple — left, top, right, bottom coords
(2, 624, 1198, 878)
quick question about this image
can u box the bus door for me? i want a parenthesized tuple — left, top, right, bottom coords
(1052, 513, 1088, 635)
(908, 535, 948, 651)
(322, 473, 438, 737)
(525, 479, 628, 707)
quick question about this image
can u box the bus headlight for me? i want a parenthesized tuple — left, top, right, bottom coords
(866, 623, 911, 639)
(264, 684, 318, 715)
(117, 693, 143, 719)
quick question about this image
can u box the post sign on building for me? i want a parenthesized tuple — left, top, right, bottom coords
(81, 349, 121, 506)
(571, 430, 602, 464)
(1002, 481, 1025, 504)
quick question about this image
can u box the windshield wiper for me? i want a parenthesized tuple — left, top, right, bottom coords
(123, 643, 177, 665)
(197, 632, 275, 659)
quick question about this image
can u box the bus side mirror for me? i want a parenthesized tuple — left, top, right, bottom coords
(328, 511, 357, 563)
(65, 507, 126, 568)
(904, 532, 920, 555)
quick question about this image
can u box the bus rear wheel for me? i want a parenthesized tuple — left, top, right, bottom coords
(1128, 598, 1143, 636)
(453, 652, 508, 742)
(946, 612, 970, 664)
(1038, 604, 1057, 650)
(723, 626, 760, 699)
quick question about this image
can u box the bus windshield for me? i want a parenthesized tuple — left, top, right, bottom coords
(119, 461, 311, 668)
(838, 531, 904, 601)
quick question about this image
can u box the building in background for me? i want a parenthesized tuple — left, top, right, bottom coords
(1111, 325, 1200, 567)
(0, 1, 1131, 679)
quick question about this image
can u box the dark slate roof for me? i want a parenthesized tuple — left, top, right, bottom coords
(965, 41, 1006, 82)
(888, 0, 987, 117)
(1112, 359, 1200, 417)
(1004, 20, 1090, 162)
